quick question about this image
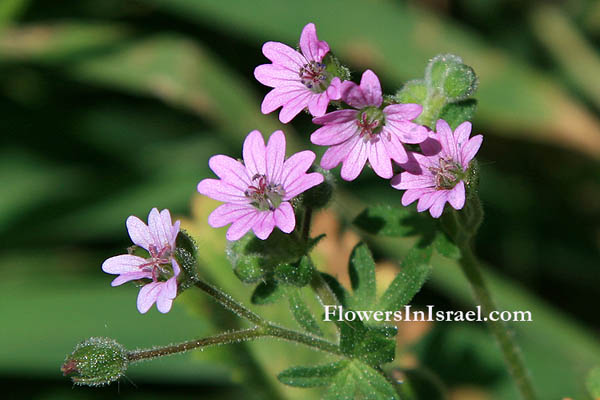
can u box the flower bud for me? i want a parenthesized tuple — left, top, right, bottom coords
(274, 256, 313, 287)
(425, 54, 478, 102)
(61, 337, 128, 387)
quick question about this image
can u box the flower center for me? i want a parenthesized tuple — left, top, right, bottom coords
(299, 61, 329, 93)
(356, 108, 385, 143)
(430, 157, 464, 190)
(244, 174, 286, 211)
(140, 244, 173, 281)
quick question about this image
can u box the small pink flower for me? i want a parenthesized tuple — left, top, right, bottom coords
(102, 208, 181, 314)
(198, 130, 323, 241)
(254, 23, 342, 123)
(391, 120, 483, 218)
(311, 70, 429, 181)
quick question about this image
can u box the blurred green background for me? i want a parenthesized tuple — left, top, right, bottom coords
(1, 0, 599, 399)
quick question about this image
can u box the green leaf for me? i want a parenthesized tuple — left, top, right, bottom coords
(287, 289, 323, 336)
(587, 366, 600, 398)
(354, 205, 425, 237)
(438, 99, 478, 130)
(395, 79, 427, 104)
(277, 360, 348, 388)
(320, 273, 350, 308)
(432, 231, 461, 260)
(275, 256, 313, 287)
(324, 360, 399, 400)
(348, 243, 377, 309)
(250, 280, 284, 305)
(378, 246, 433, 311)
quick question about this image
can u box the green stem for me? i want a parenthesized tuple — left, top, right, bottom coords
(458, 245, 537, 400)
(301, 207, 313, 242)
(194, 280, 265, 326)
(127, 323, 343, 363)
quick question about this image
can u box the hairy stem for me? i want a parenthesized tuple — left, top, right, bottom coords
(458, 245, 537, 400)
(194, 280, 265, 326)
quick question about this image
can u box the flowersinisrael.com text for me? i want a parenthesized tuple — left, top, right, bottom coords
(323, 305, 533, 323)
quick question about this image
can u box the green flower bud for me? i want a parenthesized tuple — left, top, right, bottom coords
(425, 54, 478, 102)
(61, 337, 128, 387)
(174, 229, 200, 290)
(274, 256, 313, 287)
(227, 233, 270, 283)
(394, 79, 427, 105)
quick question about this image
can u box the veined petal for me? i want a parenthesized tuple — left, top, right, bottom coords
(159, 209, 178, 248)
(284, 172, 324, 200)
(417, 190, 440, 212)
(436, 119, 458, 160)
(368, 139, 393, 179)
(111, 270, 152, 287)
(311, 119, 357, 146)
(197, 179, 247, 203)
(209, 155, 251, 191)
(281, 150, 316, 188)
(299, 23, 329, 62)
(102, 254, 147, 274)
(461, 134, 483, 168)
(261, 84, 307, 114)
(390, 171, 435, 190)
(312, 109, 357, 125)
(326, 77, 342, 100)
(383, 103, 423, 121)
(254, 63, 299, 87)
(274, 202, 295, 233)
(266, 130, 286, 183)
(156, 276, 178, 313)
(401, 188, 434, 206)
(383, 131, 409, 164)
(429, 192, 450, 218)
(385, 120, 429, 144)
(279, 90, 313, 123)
(148, 208, 170, 249)
(454, 121, 472, 146)
(340, 138, 368, 181)
(419, 135, 443, 156)
(208, 203, 255, 228)
(137, 282, 162, 314)
(252, 212, 275, 240)
(320, 136, 358, 170)
(448, 181, 466, 210)
(262, 41, 306, 69)
(126, 215, 152, 251)
(307, 91, 330, 117)
(358, 70, 383, 107)
(226, 211, 261, 241)
(243, 130, 267, 177)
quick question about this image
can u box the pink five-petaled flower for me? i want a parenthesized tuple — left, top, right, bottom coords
(254, 23, 342, 123)
(102, 208, 181, 314)
(391, 119, 483, 218)
(311, 69, 429, 181)
(197, 130, 324, 241)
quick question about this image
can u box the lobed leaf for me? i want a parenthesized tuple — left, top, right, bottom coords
(348, 243, 377, 309)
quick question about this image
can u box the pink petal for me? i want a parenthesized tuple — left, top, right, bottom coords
(320, 136, 358, 170)
(102, 254, 147, 274)
(391, 171, 435, 190)
(281, 150, 316, 188)
(284, 172, 324, 199)
(262, 41, 305, 69)
(326, 77, 342, 100)
(208, 203, 255, 228)
(171, 220, 181, 248)
(209, 155, 251, 191)
(243, 130, 267, 177)
(341, 138, 368, 181)
(274, 201, 295, 233)
(111, 270, 152, 287)
(279, 90, 313, 123)
(417, 191, 439, 212)
(148, 208, 170, 248)
(448, 181, 466, 210)
(436, 119, 458, 160)
(368, 139, 393, 179)
(261, 84, 306, 115)
(171, 258, 181, 278)
(137, 282, 162, 314)
(383, 103, 423, 121)
(454, 121, 472, 146)
(197, 179, 247, 203)
(419, 135, 442, 156)
(460, 134, 483, 168)
(311, 119, 357, 146)
(358, 70, 383, 107)
(401, 188, 434, 206)
(266, 130, 286, 183)
(126, 215, 152, 251)
(383, 130, 409, 164)
(254, 63, 299, 87)
(156, 276, 178, 313)
(226, 210, 261, 241)
(312, 109, 357, 125)
(299, 23, 329, 62)
(159, 209, 178, 248)
(385, 121, 429, 144)
(429, 192, 449, 218)
(307, 91, 330, 117)
(252, 212, 275, 240)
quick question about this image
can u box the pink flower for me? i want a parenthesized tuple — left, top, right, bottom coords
(197, 130, 323, 241)
(254, 23, 342, 123)
(102, 208, 181, 314)
(311, 70, 429, 181)
(391, 120, 483, 218)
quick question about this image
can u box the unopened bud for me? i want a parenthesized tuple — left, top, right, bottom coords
(62, 337, 128, 387)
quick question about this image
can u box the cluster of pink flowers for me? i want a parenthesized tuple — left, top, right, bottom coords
(103, 22, 483, 314)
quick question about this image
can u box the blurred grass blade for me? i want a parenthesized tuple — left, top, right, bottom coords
(531, 5, 600, 109)
(0, 0, 29, 27)
(144, 0, 600, 158)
